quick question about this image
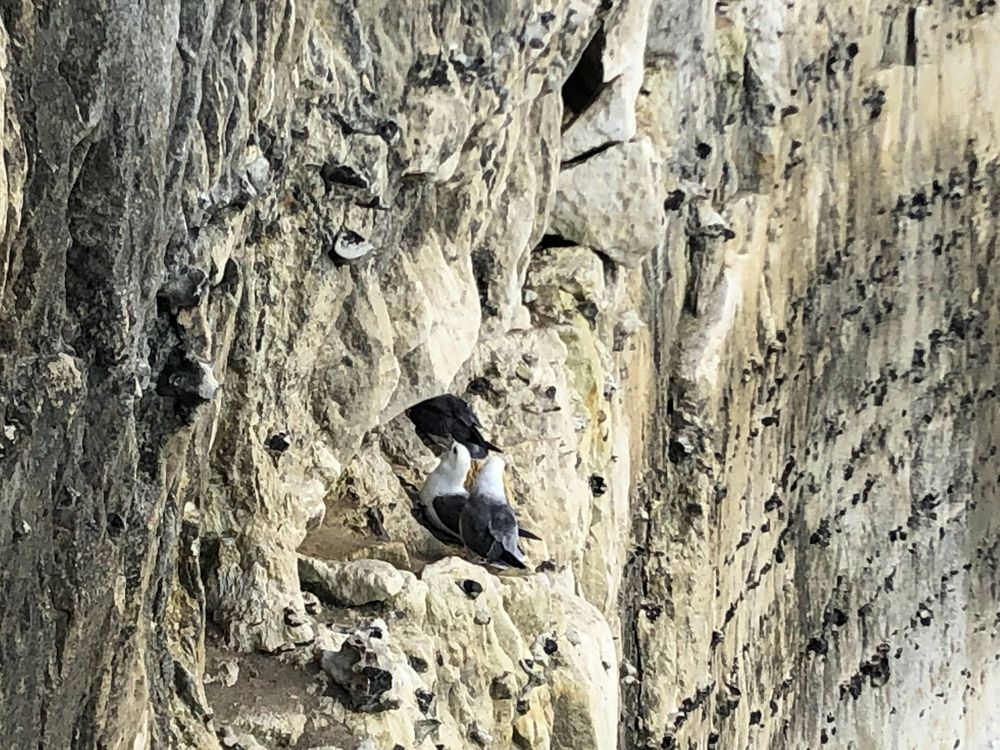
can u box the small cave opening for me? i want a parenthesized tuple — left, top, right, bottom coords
(536, 233, 577, 250)
(561, 26, 606, 126)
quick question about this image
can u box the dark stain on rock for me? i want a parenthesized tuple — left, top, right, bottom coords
(807, 637, 828, 656)
(664, 189, 685, 211)
(265, 432, 290, 453)
(366, 507, 388, 539)
(415, 688, 434, 714)
(460, 579, 484, 599)
(590, 474, 608, 496)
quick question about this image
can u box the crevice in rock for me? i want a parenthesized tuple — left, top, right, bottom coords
(561, 26, 606, 128)
(174, 659, 211, 722)
(471, 248, 499, 318)
(64, 134, 125, 371)
(596, 248, 619, 287)
(536, 233, 577, 250)
(905, 8, 917, 67)
(620, 226, 672, 750)
(320, 160, 370, 193)
(739, 52, 773, 128)
(682, 234, 707, 316)
(199, 535, 222, 617)
(881, 18, 896, 66)
(561, 139, 618, 167)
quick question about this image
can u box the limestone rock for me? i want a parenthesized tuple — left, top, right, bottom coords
(319, 619, 401, 713)
(221, 731, 269, 750)
(3, 0, 999, 749)
(550, 138, 666, 267)
(232, 710, 307, 748)
(299, 557, 405, 607)
(329, 229, 374, 266)
(562, 0, 655, 160)
(206, 536, 316, 654)
(158, 266, 208, 309)
(525, 244, 606, 324)
(204, 658, 240, 688)
(346, 542, 412, 571)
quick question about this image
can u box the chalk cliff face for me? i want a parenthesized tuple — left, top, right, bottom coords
(1, 1, 998, 749)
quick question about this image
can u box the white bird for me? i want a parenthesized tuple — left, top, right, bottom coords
(460, 455, 529, 569)
(419, 441, 472, 542)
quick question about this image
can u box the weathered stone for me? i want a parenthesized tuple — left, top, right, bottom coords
(299, 557, 405, 607)
(550, 138, 666, 267)
(158, 266, 208, 309)
(204, 659, 240, 688)
(562, 0, 654, 160)
(233, 710, 307, 748)
(3, 1, 999, 749)
(231, 734, 269, 750)
(302, 592, 322, 615)
(318, 618, 413, 715)
(346, 541, 412, 571)
(156, 356, 220, 409)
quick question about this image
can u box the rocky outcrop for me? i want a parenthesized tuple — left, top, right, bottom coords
(1, 0, 998, 749)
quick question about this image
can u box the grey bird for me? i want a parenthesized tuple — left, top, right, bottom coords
(405, 394, 501, 460)
(418, 441, 542, 545)
(460, 455, 528, 569)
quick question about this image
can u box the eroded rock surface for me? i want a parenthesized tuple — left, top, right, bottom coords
(0, 0, 998, 748)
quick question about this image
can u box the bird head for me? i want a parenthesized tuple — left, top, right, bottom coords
(473, 454, 507, 496)
(445, 440, 472, 479)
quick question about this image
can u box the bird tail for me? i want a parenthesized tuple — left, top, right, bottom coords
(486, 539, 527, 570)
(470, 424, 502, 454)
(518, 527, 542, 541)
(499, 550, 527, 569)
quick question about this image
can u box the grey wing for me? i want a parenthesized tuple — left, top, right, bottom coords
(431, 493, 466, 538)
(487, 504, 523, 559)
(459, 502, 494, 559)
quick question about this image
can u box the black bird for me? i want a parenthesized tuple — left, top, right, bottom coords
(405, 394, 501, 460)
